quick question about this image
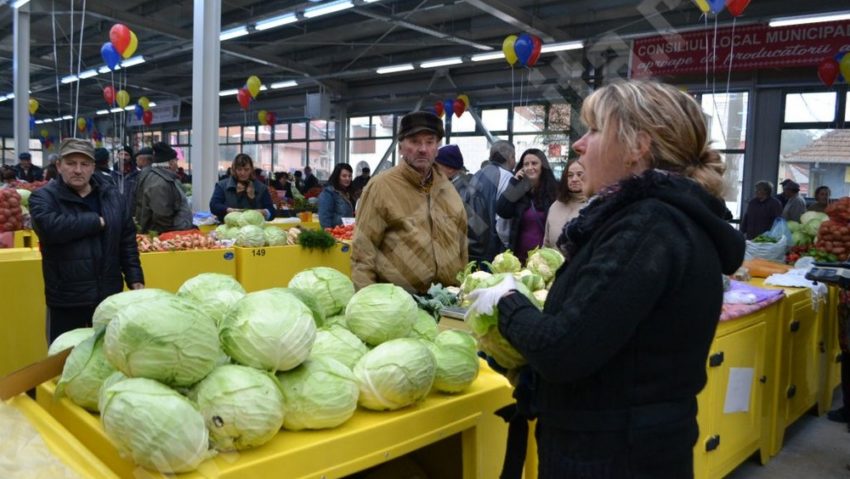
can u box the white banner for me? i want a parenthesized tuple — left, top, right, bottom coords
(127, 99, 181, 127)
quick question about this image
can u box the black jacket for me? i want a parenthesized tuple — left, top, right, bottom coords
(30, 173, 144, 308)
(496, 176, 553, 257)
(464, 164, 505, 263)
(497, 170, 745, 478)
(14, 164, 43, 183)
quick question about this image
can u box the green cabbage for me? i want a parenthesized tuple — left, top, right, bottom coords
(490, 250, 521, 274)
(236, 225, 267, 247)
(104, 295, 221, 387)
(16, 188, 30, 208)
(434, 330, 477, 354)
(533, 289, 548, 305)
(239, 209, 265, 226)
(310, 325, 369, 369)
(800, 211, 828, 226)
(514, 269, 546, 292)
(346, 283, 418, 346)
(277, 356, 359, 430)
(92, 289, 174, 333)
(354, 338, 436, 411)
(526, 247, 564, 283)
(288, 267, 355, 319)
(220, 289, 316, 371)
(264, 226, 288, 246)
(409, 309, 438, 341)
(324, 314, 347, 329)
(283, 287, 326, 327)
(47, 327, 94, 356)
(460, 271, 493, 295)
(215, 224, 237, 240)
(56, 332, 117, 412)
(97, 371, 128, 413)
(224, 211, 242, 227)
(190, 364, 285, 451)
(177, 273, 246, 327)
(426, 342, 479, 394)
(100, 377, 210, 473)
(787, 220, 801, 233)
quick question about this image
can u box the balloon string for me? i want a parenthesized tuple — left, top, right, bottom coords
(720, 18, 736, 148)
(69, 0, 74, 138)
(73, 0, 86, 141)
(510, 67, 515, 114)
(51, 1, 61, 137)
(703, 14, 709, 88)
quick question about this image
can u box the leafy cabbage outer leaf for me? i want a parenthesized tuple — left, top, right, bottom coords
(100, 377, 211, 474)
(236, 225, 266, 247)
(526, 247, 565, 283)
(264, 226, 288, 246)
(426, 342, 480, 394)
(104, 295, 221, 387)
(47, 327, 94, 356)
(310, 325, 369, 369)
(97, 371, 128, 413)
(514, 269, 546, 292)
(281, 287, 326, 327)
(409, 309, 439, 341)
(220, 289, 316, 371)
(277, 356, 359, 430)
(177, 273, 246, 327)
(460, 270, 493, 295)
(434, 330, 477, 354)
(190, 364, 285, 451)
(239, 209, 265, 226)
(224, 211, 242, 227)
(215, 224, 235, 240)
(353, 338, 436, 411)
(491, 250, 522, 274)
(92, 289, 174, 333)
(345, 283, 418, 346)
(56, 331, 117, 412)
(288, 267, 355, 319)
(324, 314, 348, 329)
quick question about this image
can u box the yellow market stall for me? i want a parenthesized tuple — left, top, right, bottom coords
(0, 248, 47, 377)
(235, 243, 351, 291)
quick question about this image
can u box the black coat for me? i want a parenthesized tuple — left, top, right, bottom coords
(497, 170, 745, 478)
(496, 176, 553, 257)
(30, 173, 144, 308)
(464, 164, 505, 263)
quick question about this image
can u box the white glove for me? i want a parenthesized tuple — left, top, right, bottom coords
(465, 274, 519, 317)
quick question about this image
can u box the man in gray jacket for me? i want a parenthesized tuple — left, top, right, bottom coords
(133, 142, 193, 233)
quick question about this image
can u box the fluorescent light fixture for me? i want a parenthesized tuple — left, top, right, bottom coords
(255, 13, 297, 31)
(220, 26, 249, 41)
(121, 55, 146, 68)
(98, 66, 112, 74)
(219, 89, 239, 97)
(270, 80, 298, 89)
(42, 119, 53, 123)
(96, 109, 110, 115)
(0, 95, 9, 103)
(109, 108, 123, 113)
(769, 11, 850, 27)
(61, 115, 73, 120)
(61, 74, 79, 84)
(78, 69, 98, 79)
(148, 102, 157, 107)
(260, 85, 268, 92)
(540, 41, 583, 53)
(124, 106, 135, 111)
(12, 0, 31, 8)
(304, 0, 353, 19)
(376, 63, 414, 74)
(471, 51, 505, 62)
(35, 120, 44, 124)
(420, 57, 463, 69)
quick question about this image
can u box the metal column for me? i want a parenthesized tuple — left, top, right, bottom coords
(13, 4, 31, 162)
(190, 0, 221, 213)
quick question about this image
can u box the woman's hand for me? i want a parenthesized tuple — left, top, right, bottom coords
(514, 169, 525, 181)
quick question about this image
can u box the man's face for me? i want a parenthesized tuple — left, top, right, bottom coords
(168, 159, 179, 172)
(399, 132, 439, 176)
(19, 158, 31, 169)
(58, 154, 95, 192)
(136, 155, 151, 168)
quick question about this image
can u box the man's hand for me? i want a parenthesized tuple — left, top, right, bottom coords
(129, 282, 145, 290)
(465, 274, 518, 317)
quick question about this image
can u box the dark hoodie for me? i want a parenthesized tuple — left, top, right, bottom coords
(495, 169, 745, 478)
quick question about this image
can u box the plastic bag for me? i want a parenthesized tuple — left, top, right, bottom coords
(767, 217, 793, 246)
(744, 236, 787, 262)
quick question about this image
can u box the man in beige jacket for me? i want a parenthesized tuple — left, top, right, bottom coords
(352, 111, 468, 294)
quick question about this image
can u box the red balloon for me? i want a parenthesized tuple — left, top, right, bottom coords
(236, 87, 252, 110)
(103, 85, 115, 106)
(818, 58, 840, 87)
(142, 110, 153, 126)
(725, 0, 750, 17)
(453, 99, 466, 118)
(265, 111, 277, 127)
(434, 101, 444, 118)
(527, 35, 543, 67)
(109, 24, 132, 54)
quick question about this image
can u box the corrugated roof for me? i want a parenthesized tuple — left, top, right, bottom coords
(782, 130, 850, 164)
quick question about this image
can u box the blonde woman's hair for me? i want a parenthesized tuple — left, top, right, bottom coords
(581, 80, 725, 198)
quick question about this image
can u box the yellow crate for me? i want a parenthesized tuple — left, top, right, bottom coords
(37, 362, 513, 479)
(0, 253, 47, 377)
(139, 248, 237, 292)
(819, 285, 842, 415)
(235, 243, 352, 292)
(12, 229, 32, 248)
(0, 247, 40, 261)
(7, 393, 118, 478)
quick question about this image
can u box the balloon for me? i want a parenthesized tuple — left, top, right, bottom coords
(134, 104, 144, 120)
(817, 59, 840, 87)
(103, 85, 115, 106)
(840, 54, 850, 86)
(453, 99, 465, 118)
(28, 98, 38, 115)
(77, 117, 87, 132)
(502, 35, 518, 66)
(40, 128, 49, 139)
(725, 0, 750, 17)
(29, 116, 35, 129)
(246, 75, 262, 99)
(86, 118, 94, 132)
(444, 99, 454, 119)
(116, 90, 130, 108)
(434, 101, 444, 118)
(707, 0, 725, 14)
(142, 110, 153, 126)
(101, 42, 121, 70)
(236, 87, 251, 110)
(138, 96, 150, 111)
(456, 94, 470, 109)
(514, 33, 534, 66)
(527, 35, 543, 67)
(265, 111, 276, 127)
(109, 24, 131, 54)
(121, 31, 138, 60)
(258, 110, 268, 125)
(692, 0, 710, 13)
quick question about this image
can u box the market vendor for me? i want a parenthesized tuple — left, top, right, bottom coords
(209, 153, 275, 222)
(30, 138, 144, 343)
(351, 111, 468, 294)
(318, 163, 354, 229)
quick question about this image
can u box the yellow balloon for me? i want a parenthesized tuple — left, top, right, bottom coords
(138, 96, 150, 111)
(40, 128, 49, 139)
(258, 110, 268, 125)
(28, 98, 39, 115)
(246, 75, 261, 99)
(692, 0, 710, 13)
(116, 90, 130, 108)
(502, 35, 518, 66)
(77, 117, 87, 131)
(840, 54, 850, 86)
(121, 31, 138, 60)
(456, 94, 470, 108)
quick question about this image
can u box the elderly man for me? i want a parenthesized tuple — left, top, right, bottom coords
(465, 141, 516, 265)
(29, 138, 144, 342)
(781, 180, 807, 223)
(352, 111, 468, 294)
(14, 152, 43, 182)
(134, 142, 193, 234)
(135, 147, 153, 170)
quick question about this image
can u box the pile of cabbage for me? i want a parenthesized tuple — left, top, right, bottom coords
(788, 211, 829, 246)
(49, 267, 480, 474)
(460, 247, 564, 369)
(213, 210, 290, 247)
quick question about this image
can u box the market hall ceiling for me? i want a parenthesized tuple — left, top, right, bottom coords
(0, 0, 842, 121)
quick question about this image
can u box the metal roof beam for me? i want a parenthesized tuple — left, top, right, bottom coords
(462, 0, 566, 42)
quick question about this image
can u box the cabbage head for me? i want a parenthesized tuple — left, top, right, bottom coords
(490, 250, 521, 274)
(345, 283, 418, 346)
(215, 224, 238, 240)
(460, 270, 493, 296)
(324, 314, 347, 329)
(277, 356, 359, 430)
(104, 295, 221, 387)
(224, 211, 242, 227)
(97, 371, 127, 413)
(92, 289, 174, 333)
(48, 327, 94, 356)
(354, 338, 436, 411)
(526, 247, 564, 283)
(310, 325, 369, 369)
(177, 273, 246, 327)
(282, 287, 325, 327)
(409, 309, 438, 341)
(288, 267, 355, 319)
(56, 332, 117, 412)
(239, 209, 265, 227)
(435, 330, 477, 354)
(533, 289, 548, 305)
(236, 225, 267, 247)
(426, 342, 479, 394)
(264, 226, 288, 246)
(100, 377, 210, 473)
(16, 188, 30, 207)
(190, 364, 285, 451)
(514, 269, 546, 292)
(800, 211, 828, 226)
(220, 289, 316, 371)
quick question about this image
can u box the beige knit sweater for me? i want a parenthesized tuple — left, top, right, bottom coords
(544, 198, 587, 247)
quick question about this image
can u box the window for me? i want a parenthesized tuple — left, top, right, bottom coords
(291, 122, 307, 140)
(700, 92, 748, 218)
(227, 126, 241, 144)
(274, 124, 289, 141)
(348, 114, 397, 173)
(784, 92, 836, 123)
(779, 129, 844, 197)
(846, 92, 850, 122)
(449, 112, 476, 134)
(513, 106, 545, 133)
(243, 126, 257, 143)
(451, 136, 489, 172)
(482, 109, 508, 132)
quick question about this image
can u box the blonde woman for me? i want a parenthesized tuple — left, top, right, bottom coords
(469, 81, 745, 478)
(544, 158, 587, 247)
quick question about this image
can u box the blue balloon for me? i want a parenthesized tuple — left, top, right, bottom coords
(86, 118, 94, 132)
(444, 99, 454, 119)
(707, 0, 725, 14)
(29, 116, 35, 129)
(514, 34, 534, 66)
(101, 42, 121, 70)
(134, 104, 144, 120)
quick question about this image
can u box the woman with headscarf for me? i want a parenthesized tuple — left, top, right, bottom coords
(209, 153, 275, 222)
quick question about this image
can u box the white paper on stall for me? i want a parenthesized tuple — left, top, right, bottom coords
(723, 367, 754, 414)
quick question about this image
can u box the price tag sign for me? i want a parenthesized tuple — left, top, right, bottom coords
(251, 248, 267, 257)
(342, 217, 356, 226)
